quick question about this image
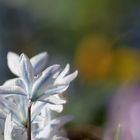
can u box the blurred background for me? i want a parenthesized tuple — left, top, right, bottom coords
(0, 0, 140, 139)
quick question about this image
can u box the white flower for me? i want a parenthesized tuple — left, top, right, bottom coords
(0, 51, 78, 140)
(0, 87, 71, 140)
(7, 51, 48, 76)
(0, 96, 27, 127)
(0, 90, 65, 128)
(0, 52, 78, 104)
(35, 115, 73, 140)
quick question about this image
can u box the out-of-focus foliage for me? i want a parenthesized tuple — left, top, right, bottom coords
(29, 0, 111, 31)
(0, 0, 140, 139)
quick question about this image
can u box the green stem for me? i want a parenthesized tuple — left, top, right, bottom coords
(27, 101, 32, 140)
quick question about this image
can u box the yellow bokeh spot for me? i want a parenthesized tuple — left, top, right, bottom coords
(114, 48, 140, 83)
(75, 34, 113, 83)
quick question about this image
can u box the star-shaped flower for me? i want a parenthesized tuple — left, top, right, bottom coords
(0, 51, 78, 140)
(0, 52, 78, 103)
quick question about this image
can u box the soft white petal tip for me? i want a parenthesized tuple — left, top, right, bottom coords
(41, 52, 48, 57)
(7, 51, 15, 56)
(66, 63, 70, 68)
(74, 70, 78, 77)
(20, 53, 25, 58)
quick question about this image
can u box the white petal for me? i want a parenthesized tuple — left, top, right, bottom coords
(48, 94, 66, 104)
(55, 70, 78, 85)
(31, 52, 48, 75)
(50, 116, 73, 130)
(0, 86, 26, 96)
(4, 78, 25, 90)
(32, 101, 63, 116)
(36, 124, 51, 139)
(32, 115, 44, 124)
(36, 116, 73, 139)
(31, 65, 60, 101)
(47, 104, 63, 113)
(39, 94, 66, 105)
(4, 113, 14, 140)
(38, 85, 69, 100)
(0, 97, 21, 126)
(32, 101, 63, 117)
(33, 108, 51, 129)
(18, 96, 28, 123)
(12, 128, 27, 140)
(7, 52, 20, 76)
(31, 102, 46, 122)
(55, 64, 70, 82)
(19, 54, 34, 94)
(32, 101, 59, 122)
(0, 97, 17, 114)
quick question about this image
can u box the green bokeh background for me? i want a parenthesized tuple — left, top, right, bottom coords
(0, 1, 140, 137)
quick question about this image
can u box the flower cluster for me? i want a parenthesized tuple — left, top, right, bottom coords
(0, 52, 78, 140)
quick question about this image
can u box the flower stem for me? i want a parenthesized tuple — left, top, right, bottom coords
(27, 101, 32, 140)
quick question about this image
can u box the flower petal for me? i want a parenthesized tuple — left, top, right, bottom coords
(55, 70, 78, 85)
(0, 97, 17, 114)
(0, 86, 26, 96)
(36, 116, 73, 139)
(31, 100, 63, 122)
(0, 97, 22, 126)
(18, 96, 28, 124)
(49, 115, 73, 131)
(39, 94, 66, 105)
(36, 124, 50, 139)
(4, 113, 14, 140)
(31, 65, 60, 101)
(31, 102, 46, 122)
(38, 84, 69, 100)
(55, 64, 70, 82)
(19, 54, 34, 94)
(7, 52, 20, 76)
(4, 78, 25, 90)
(31, 52, 48, 75)
(47, 104, 63, 113)
(12, 128, 27, 140)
